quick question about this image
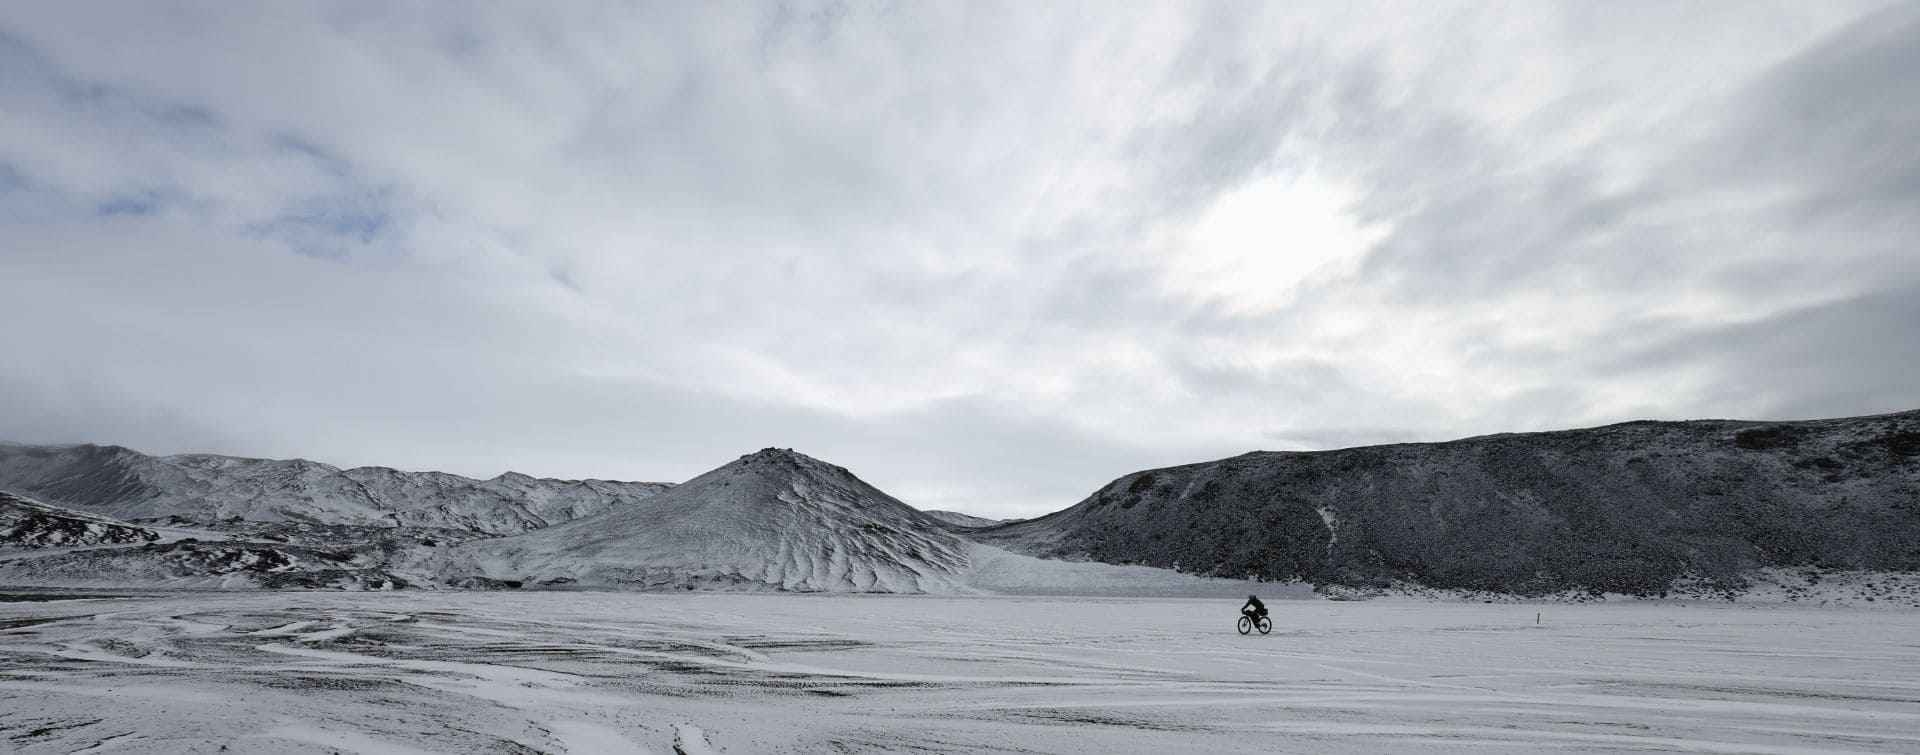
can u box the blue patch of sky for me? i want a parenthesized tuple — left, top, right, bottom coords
(760, 1, 845, 52)
(548, 265, 582, 292)
(0, 26, 54, 83)
(249, 187, 397, 261)
(435, 22, 485, 59)
(139, 103, 218, 131)
(1, 23, 228, 222)
(269, 134, 356, 178)
(0, 163, 27, 194)
(92, 186, 194, 218)
(250, 136, 406, 259)
(0, 23, 408, 263)
(0, 27, 183, 119)
(0, 163, 72, 222)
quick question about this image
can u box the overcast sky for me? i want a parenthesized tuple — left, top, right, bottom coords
(2, 2, 1917, 518)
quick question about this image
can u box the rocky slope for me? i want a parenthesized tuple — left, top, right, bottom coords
(0, 490, 158, 549)
(451, 448, 971, 592)
(0, 443, 672, 535)
(978, 410, 1920, 596)
(0, 490, 429, 589)
(0, 537, 415, 590)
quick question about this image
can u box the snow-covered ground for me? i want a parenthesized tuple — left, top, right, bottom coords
(3, 591, 1917, 753)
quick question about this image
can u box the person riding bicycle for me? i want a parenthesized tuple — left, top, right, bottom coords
(1241, 594, 1267, 622)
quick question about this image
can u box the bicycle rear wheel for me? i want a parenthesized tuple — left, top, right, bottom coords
(1236, 616, 1252, 635)
(1256, 616, 1272, 634)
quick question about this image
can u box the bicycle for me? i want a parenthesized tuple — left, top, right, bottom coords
(1237, 612, 1272, 635)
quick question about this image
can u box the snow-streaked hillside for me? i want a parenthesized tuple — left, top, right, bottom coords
(0, 443, 672, 535)
(0, 489, 439, 589)
(980, 409, 1920, 596)
(0, 537, 413, 590)
(0, 490, 158, 549)
(452, 449, 972, 593)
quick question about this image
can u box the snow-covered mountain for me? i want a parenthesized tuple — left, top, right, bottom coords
(0, 443, 672, 535)
(451, 448, 971, 593)
(921, 510, 1008, 528)
(979, 410, 1920, 597)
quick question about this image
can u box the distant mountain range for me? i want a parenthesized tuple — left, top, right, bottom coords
(2, 408, 1916, 598)
(0, 444, 1100, 594)
(0, 442, 672, 535)
(922, 510, 1011, 528)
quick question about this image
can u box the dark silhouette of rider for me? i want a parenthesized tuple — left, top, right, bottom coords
(1241, 594, 1266, 621)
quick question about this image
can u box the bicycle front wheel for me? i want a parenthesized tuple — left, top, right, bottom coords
(1237, 616, 1252, 635)
(1256, 616, 1272, 634)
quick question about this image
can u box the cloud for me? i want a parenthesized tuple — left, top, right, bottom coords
(0, 2, 1914, 517)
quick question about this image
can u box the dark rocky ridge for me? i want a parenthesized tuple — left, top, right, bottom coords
(978, 410, 1920, 596)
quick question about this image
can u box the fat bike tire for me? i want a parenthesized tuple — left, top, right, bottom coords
(1256, 616, 1273, 634)
(1237, 616, 1253, 635)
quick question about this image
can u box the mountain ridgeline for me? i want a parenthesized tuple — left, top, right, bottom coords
(922, 510, 1011, 529)
(979, 410, 1920, 596)
(1, 409, 1916, 597)
(0, 443, 976, 593)
(0, 443, 673, 535)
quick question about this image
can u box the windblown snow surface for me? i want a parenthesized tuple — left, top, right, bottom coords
(2, 589, 1917, 754)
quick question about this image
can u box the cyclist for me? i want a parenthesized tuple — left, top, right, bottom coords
(1241, 594, 1267, 623)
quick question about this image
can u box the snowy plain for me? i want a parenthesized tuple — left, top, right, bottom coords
(3, 590, 1918, 754)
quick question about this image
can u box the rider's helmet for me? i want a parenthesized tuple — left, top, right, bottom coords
(1248, 594, 1256, 600)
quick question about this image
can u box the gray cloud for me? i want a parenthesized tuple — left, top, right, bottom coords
(1, 2, 1914, 517)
